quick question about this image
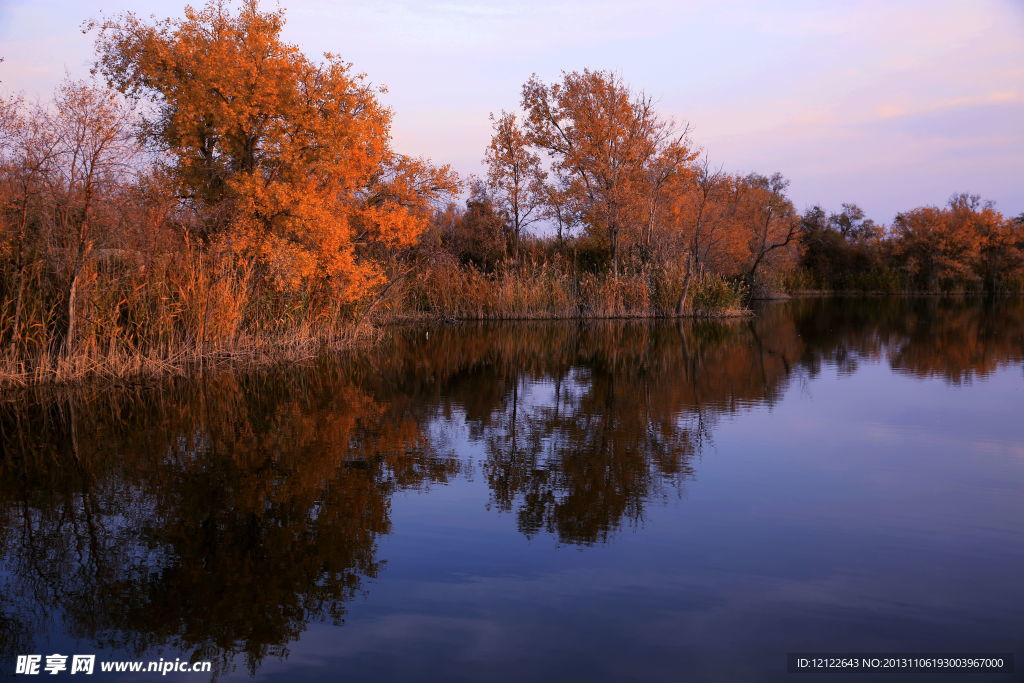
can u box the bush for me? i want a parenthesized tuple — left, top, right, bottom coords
(689, 274, 746, 315)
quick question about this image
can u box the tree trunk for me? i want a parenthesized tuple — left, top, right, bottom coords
(609, 223, 619, 276)
(675, 253, 693, 316)
(10, 264, 26, 352)
(64, 240, 91, 356)
(745, 251, 768, 302)
(65, 267, 80, 355)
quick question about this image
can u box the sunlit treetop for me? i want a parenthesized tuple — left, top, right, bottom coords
(87, 0, 458, 299)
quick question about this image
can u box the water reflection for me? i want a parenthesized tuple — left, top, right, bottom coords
(785, 296, 1024, 382)
(0, 296, 1021, 677)
(0, 373, 461, 675)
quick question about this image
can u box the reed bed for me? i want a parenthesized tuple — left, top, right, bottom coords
(382, 258, 748, 321)
(0, 249, 375, 387)
(1, 245, 746, 388)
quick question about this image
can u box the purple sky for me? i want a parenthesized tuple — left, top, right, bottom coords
(2, 0, 1022, 222)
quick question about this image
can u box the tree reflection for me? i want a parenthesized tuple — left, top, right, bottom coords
(1, 297, 1021, 674)
(0, 371, 460, 675)
(781, 297, 1024, 383)
(461, 322, 782, 545)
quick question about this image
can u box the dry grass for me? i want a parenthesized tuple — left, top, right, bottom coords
(0, 248, 376, 388)
(1, 250, 747, 388)
(0, 326, 376, 388)
(382, 258, 748, 321)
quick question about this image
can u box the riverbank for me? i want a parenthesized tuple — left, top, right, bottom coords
(0, 324, 379, 389)
(22, 273, 1023, 390)
(0, 285, 749, 389)
(779, 289, 1024, 298)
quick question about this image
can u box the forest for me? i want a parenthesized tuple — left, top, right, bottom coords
(2, 0, 1022, 385)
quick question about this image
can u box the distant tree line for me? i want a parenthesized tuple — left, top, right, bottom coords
(797, 196, 1024, 293)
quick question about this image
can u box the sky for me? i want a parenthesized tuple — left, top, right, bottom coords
(1, 0, 1022, 222)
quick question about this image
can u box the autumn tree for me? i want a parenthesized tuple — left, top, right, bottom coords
(669, 170, 752, 279)
(484, 112, 546, 260)
(894, 205, 974, 290)
(425, 179, 507, 271)
(953, 194, 1023, 292)
(89, 0, 457, 303)
(893, 194, 1022, 292)
(49, 82, 138, 353)
(0, 81, 138, 355)
(0, 94, 57, 353)
(737, 172, 800, 291)
(520, 69, 688, 274)
(542, 175, 580, 246)
(663, 157, 725, 313)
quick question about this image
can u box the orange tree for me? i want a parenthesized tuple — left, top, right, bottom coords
(736, 172, 801, 290)
(484, 112, 546, 261)
(89, 0, 457, 307)
(520, 69, 691, 275)
(893, 194, 1022, 292)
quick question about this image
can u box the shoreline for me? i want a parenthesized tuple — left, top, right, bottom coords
(776, 290, 1024, 298)
(0, 308, 751, 391)
(4, 292, 1020, 391)
(378, 309, 752, 324)
(12, 290, 1024, 390)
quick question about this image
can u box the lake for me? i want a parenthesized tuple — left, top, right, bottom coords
(1, 297, 1022, 682)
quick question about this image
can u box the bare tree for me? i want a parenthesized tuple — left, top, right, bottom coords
(484, 112, 546, 261)
(47, 81, 137, 354)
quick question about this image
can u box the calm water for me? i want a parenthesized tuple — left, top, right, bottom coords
(2, 298, 1023, 682)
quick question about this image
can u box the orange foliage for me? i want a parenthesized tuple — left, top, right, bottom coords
(893, 194, 1022, 291)
(90, 0, 457, 300)
(520, 69, 696, 273)
(484, 112, 546, 259)
(3, 0, 1022, 387)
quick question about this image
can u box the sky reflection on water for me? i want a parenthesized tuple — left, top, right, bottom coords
(1, 297, 1022, 682)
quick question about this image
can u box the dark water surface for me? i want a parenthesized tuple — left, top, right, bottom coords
(2, 298, 1023, 682)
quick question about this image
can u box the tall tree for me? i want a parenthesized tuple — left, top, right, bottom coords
(640, 137, 696, 263)
(484, 112, 546, 261)
(739, 172, 800, 290)
(665, 156, 724, 313)
(0, 95, 60, 351)
(0, 82, 137, 354)
(90, 0, 457, 302)
(49, 82, 138, 353)
(520, 69, 685, 274)
(830, 203, 879, 241)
